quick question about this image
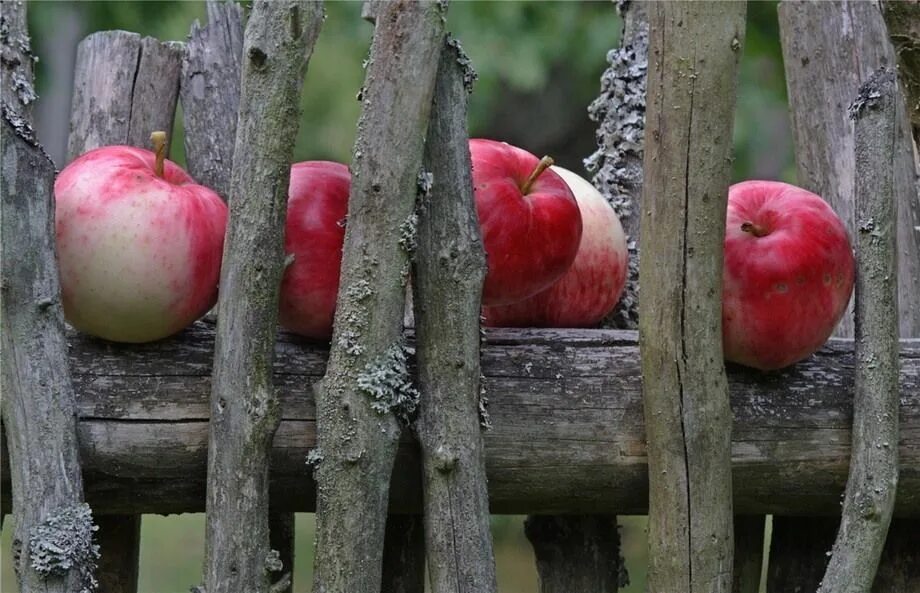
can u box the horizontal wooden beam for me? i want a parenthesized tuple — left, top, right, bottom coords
(2, 324, 919, 516)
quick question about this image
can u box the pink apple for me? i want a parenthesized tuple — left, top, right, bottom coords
(483, 166, 628, 327)
(54, 138, 227, 343)
(470, 139, 582, 306)
(278, 161, 350, 340)
(723, 180, 855, 370)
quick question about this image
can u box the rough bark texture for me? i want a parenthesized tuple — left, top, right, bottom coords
(639, 3, 745, 591)
(816, 68, 902, 593)
(882, 0, 920, 140)
(732, 516, 764, 593)
(180, 0, 244, 201)
(1, 5, 95, 589)
(411, 37, 496, 593)
(6, 328, 918, 517)
(381, 515, 426, 593)
(202, 3, 322, 593)
(311, 3, 444, 592)
(586, 0, 648, 330)
(524, 515, 624, 593)
(67, 30, 183, 163)
(778, 0, 920, 339)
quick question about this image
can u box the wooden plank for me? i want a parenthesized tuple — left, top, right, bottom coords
(639, 2, 746, 590)
(524, 515, 622, 593)
(2, 327, 919, 515)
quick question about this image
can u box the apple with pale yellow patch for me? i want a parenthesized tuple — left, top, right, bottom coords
(54, 132, 227, 343)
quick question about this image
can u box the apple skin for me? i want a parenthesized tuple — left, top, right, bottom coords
(482, 166, 628, 327)
(278, 161, 350, 340)
(54, 145, 228, 343)
(470, 139, 582, 306)
(722, 180, 855, 370)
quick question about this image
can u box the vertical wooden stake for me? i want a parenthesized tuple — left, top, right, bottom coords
(639, 2, 745, 590)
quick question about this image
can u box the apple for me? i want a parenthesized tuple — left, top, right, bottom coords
(482, 166, 628, 327)
(722, 180, 855, 370)
(470, 139, 582, 306)
(278, 161, 350, 340)
(54, 132, 228, 343)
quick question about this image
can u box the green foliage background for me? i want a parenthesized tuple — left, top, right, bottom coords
(3, 1, 788, 591)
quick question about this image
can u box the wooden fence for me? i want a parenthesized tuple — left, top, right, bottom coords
(2, 1, 919, 593)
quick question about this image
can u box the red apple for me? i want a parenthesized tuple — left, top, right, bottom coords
(722, 180, 855, 370)
(483, 166, 628, 327)
(470, 139, 582, 305)
(54, 133, 227, 343)
(278, 161, 350, 340)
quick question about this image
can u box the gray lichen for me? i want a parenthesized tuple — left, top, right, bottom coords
(264, 549, 283, 572)
(849, 67, 895, 120)
(445, 34, 478, 93)
(478, 372, 492, 430)
(583, 4, 648, 330)
(305, 448, 325, 468)
(356, 339, 419, 425)
(28, 503, 100, 593)
(416, 168, 434, 198)
(399, 212, 419, 254)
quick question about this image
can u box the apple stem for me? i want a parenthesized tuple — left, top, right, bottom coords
(150, 131, 167, 178)
(741, 221, 769, 237)
(521, 155, 554, 194)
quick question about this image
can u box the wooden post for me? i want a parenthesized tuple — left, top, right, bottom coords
(310, 2, 444, 592)
(524, 515, 623, 592)
(732, 516, 765, 593)
(202, 2, 322, 592)
(881, 1, 920, 141)
(1, 3, 95, 591)
(817, 67, 901, 593)
(640, 2, 745, 590)
(413, 36, 497, 593)
(381, 515, 426, 593)
(180, 0, 244, 201)
(66, 28, 184, 593)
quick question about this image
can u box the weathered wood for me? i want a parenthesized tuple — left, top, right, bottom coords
(95, 515, 140, 593)
(267, 509, 295, 593)
(524, 515, 622, 593)
(767, 516, 837, 592)
(412, 36, 496, 593)
(67, 30, 183, 163)
(640, 2, 745, 591)
(881, 0, 920, 139)
(381, 514, 426, 593)
(872, 519, 920, 591)
(202, 3, 322, 593)
(180, 1, 244, 201)
(817, 67, 902, 593)
(66, 27, 186, 593)
(778, 0, 920, 339)
(310, 2, 444, 592)
(1, 5, 95, 589)
(4, 327, 919, 516)
(586, 0, 648, 330)
(732, 516, 764, 593)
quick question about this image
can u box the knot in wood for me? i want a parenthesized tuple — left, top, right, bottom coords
(433, 445, 459, 473)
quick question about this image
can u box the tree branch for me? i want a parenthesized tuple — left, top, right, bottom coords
(202, 3, 323, 592)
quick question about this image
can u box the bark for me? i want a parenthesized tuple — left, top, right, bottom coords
(639, 2, 745, 591)
(67, 31, 183, 163)
(778, 0, 920, 339)
(66, 26, 186, 593)
(816, 68, 902, 593)
(881, 0, 920, 140)
(1, 5, 94, 589)
(586, 0, 648, 330)
(381, 515, 426, 593)
(412, 36, 496, 593)
(311, 3, 444, 592)
(180, 0, 244, 201)
(732, 516, 764, 593)
(524, 515, 624, 593)
(6, 328, 918, 516)
(202, 3, 322, 593)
